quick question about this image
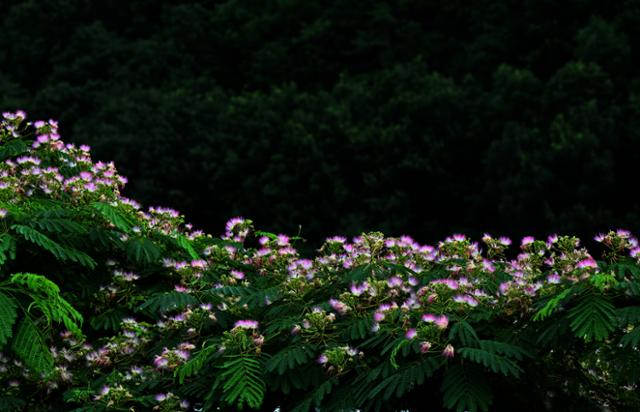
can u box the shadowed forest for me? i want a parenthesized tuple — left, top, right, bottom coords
(2, 0, 639, 245)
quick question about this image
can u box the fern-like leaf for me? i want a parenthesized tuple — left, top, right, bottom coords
(568, 292, 616, 341)
(137, 291, 198, 315)
(11, 316, 54, 374)
(441, 364, 492, 412)
(265, 345, 316, 375)
(10, 273, 83, 337)
(29, 218, 88, 235)
(458, 347, 522, 377)
(0, 291, 18, 346)
(533, 288, 573, 321)
(210, 355, 266, 410)
(290, 377, 338, 412)
(367, 357, 443, 401)
(621, 327, 640, 348)
(449, 320, 480, 347)
(175, 343, 219, 383)
(176, 234, 199, 260)
(126, 237, 161, 265)
(92, 202, 135, 232)
(0, 139, 28, 161)
(89, 308, 126, 331)
(0, 396, 26, 411)
(0, 233, 16, 267)
(11, 224, 96, 268)
(617, 306, 640, 324)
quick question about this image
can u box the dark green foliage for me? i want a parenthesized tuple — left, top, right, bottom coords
(265, 345, 317, 375)
(125, 237, 161, 265)
(290, 378, 338, 412)
(11, 224, 96, 268)
(0, 396, 26, 411)
(137, 291, 198, 315)
(91, 202, 135, 233)
(441, 364, 492, 412)
(0, 139, 28, 161)
(0, 292, 17, 346)
(11, 316, 53, 374)
(367, 358, 443, 401)
(449, 320, 480, 347)
(1, 1, 638, 245)
(209, 355, 266, 410)
(89, 308, 126, 331)
(568, 292, 617, 341)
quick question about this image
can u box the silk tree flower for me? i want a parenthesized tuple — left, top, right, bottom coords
(329, 298, 349, 315)
(234, 320, 259, 329)
(576, 258, 598, 270)
(453, 295, 478, 307)
(442, 344, 455, 358)
(230, 270, 245, 280)
(405, 328, 417, 340)
(422, 314, 449, 329)
(0, 209, 6, 218)
(547, 273, 561, 284)
(420, 341, 432, 353)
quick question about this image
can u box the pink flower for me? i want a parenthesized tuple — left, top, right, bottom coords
(547, 273, 561, 284)
(577, 258, 597, 270)
(230, 270, 245, 280)
(442, 344, 455, 358)
(329, 298, 349, 315)
(420, 341, 431, 353)
(405, 328, 417, 340)
(435, 315, 449, 329)
(234, 320, 259, 329)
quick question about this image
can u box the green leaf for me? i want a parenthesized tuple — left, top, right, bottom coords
(137, 291, 198, 315)
(533, 288, 573, 321)
(11, 316, 54, 374)
(29, 218, 88, 235)
(0, 396, 26, 411)
(0, 139, 28, 161)
(617, 306, 640, 325)
(290, 377, 338, 412)
(10, 273, 83, 337)
(621, 327, 640, 348)
(0, 292, 18, 346)
(367, 358, 443, 401)
(91, 202, 135, 232)
(458, 347, 522, 377)
(210, 355, 265, 410)
(125, 237, 161, 265)
(175, 343, 219, 384)
(0, 233, 16, 267)
(176, 234, 199, 260)
(89, 309, 126, 331)
(11, 224, 96, 268)
(441, 364, 492, 412)
(266, 345, 316, 375)
(343, 316, 372, 340)
(568, 292, 616, 341)
(449, 320, 480, 347)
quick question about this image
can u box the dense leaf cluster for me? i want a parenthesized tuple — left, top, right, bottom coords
(1, 1, 640, 246)
(1, 113, 640, 411)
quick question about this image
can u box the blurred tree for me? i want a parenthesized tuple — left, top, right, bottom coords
(0, 0, 638, 249)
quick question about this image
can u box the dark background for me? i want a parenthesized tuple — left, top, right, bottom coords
(2, 0, 640, 250)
